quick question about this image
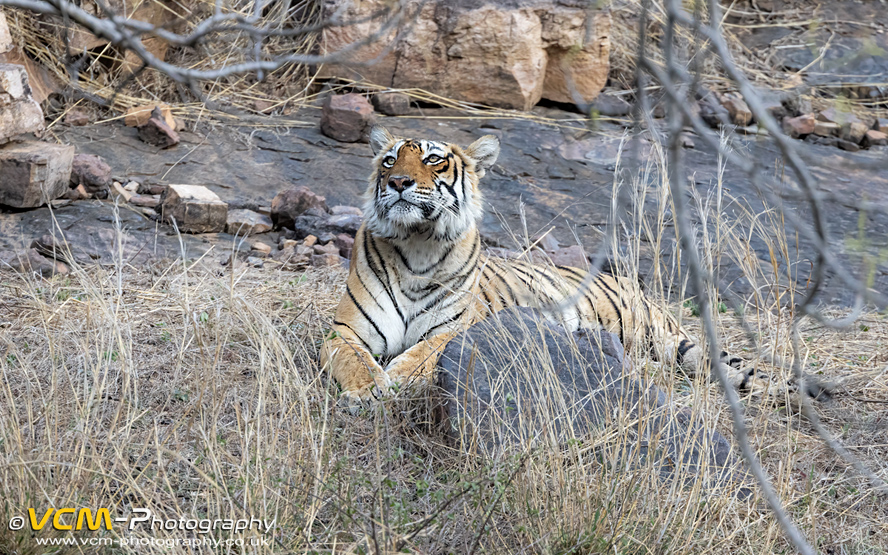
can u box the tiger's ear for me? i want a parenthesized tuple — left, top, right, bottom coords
(369, 126, 395, 155)
(463, 135, 500, 177)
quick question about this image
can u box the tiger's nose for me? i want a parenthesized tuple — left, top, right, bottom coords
(388, 176, 413, 193)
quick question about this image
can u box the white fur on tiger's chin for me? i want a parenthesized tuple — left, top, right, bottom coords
(362, 190, 481, 243)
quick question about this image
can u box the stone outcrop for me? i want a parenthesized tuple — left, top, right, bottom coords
(0, 63, 45, 144)
(158, 184, 228, 233)
(0, 141, 74, 208)
(318, 0, 610, 111)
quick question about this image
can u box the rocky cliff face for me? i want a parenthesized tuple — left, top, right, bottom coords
(319, 0, 610, 110)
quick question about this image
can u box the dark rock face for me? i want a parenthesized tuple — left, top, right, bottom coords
(436, 307, 749, 495)
(70, 153, 112, 196)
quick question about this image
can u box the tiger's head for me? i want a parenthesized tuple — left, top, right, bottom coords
(363, 126, 500, 242)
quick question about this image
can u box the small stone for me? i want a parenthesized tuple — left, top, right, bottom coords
(698, 91, 730, 128)
(7, 248, 68, 276)
(251, 242, 272, 256)
(313, 243, 340, 256)
(64, 184, 90, 200)
(320, 93, 375, 143)
(334, 233, 355, 259)
(271, 186, 328, 229)
(280, 239, 299, 249)
(372, 92, 411, 116)
(246, 256, 265, 268)
(138, 183, 167, 196)
(128, 193, 160, 208)
(547, 245, 587, 269)
(782, 114, 815, 138)
(159, 184, 228, 233)
(226, 209, 273, 236)
(863, 130, 888, 147)
(874, 118, 888, 133)
(720, 93, 752, 126)
(302, 235, 318, 248)
(70, 153, 112, 197)
(841, 122, 869, 144)
(813, 121, 839, 137)
(137, 107, 180, 148)
(310, 253, 345, 268)
(65, 108, 90, 126)
(760, 96, 787, 120)
(0, 141, 74, 208)
(680, 133, 695, 149)
(329, 205, 363, 216)
(124, 103, 176, 128)
(110, 181, 133, 203)
(123, 181, 139, 193)
(817, 107, 860, 126)
(837, 139, 860, 152)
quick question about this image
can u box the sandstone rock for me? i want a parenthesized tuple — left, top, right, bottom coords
(313, 242, 340, 256)
(372, 92, 411, 116)
(110, 181, 133, 203)
(302, 235, 318, 248)
(0, 141, 74, 207)
(720, 93, 752, 126)
(129, 193, 160, 208)
(137, 107, 179, 148)
(547, 245, 587, 268)
(123, 181, 139, 193)
(0, 12, 11, 54)
(817, 107, 860, 126)
(0, 64, 44, 144)
(335, 233, 355, 259)
(329, 205, 363, 217)
(159, 184, 228, 233)
(273, 245, 311, 267)
(64, 108, 90, 127)
(280, 239, 299, 249)
(311, 253, 346, 268)
(226, 209, 273, 236)
(291, 212, 362, 240)
(875, 118, 888, 133)
(813, 120, 839, 137)
(251, 241, 272, 257)
(863, 130, 888, 147)
(64, 184, 89, 200)
(435, 307, 748, 495)
(70, 153, 112, 196)
(782, 114, 815, 138)
(319, 1, 610, 111)
(124, 103, 176, 129)
(320, 93, 375, 143)
(841, 121, 869, 144)
(271, 186, 328, 229)
(138, 183, 167, 196)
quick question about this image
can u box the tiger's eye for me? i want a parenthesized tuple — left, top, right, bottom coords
(426, 155, 442, 164)
(383, 156, 396, 167)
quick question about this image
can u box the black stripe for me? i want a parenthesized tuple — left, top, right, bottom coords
(346, 285, 388, 353)
(424, 306, 468, 338)
(332, 320, 372, 351)
(393, 242, 454, 275)
(367, 234, 407, 326)
(676, 339, 694, 365)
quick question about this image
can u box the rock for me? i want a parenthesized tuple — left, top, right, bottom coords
(680, 133, 695, 149)
(70, 153, 112, 196)
(311, 253, 346, 268)
(435, 307, 748, 494)
(329, 205, 363, 217)
(124, 103, 176, 129)
(875, 118, 888, 133)
(246, 256, 265, 268)
(547, 245, 587, 268)
(320, 93, 375, 143)
(863, 130, 888, 147)
(159, 184, 228, 233)
(0, 64, 45, 144)
(251, 241, 272, 257)
(313, 242, 340, 256)
(128, 194, 160, 208)
(280, 239, 299, 249)
(5, 248, 68, 277)
(782, 96, 811, 118)
(0, 141, 74, 208)
(720, 93, 752, 126)
(813, 120, 840, 137)
(817, 107, 860, 126)
(837, 139, 860, 152)
(335, 233, 355, 259)
(760, 95, 787, 120)
(372, 92, 411, 116)
(782, 114, 815, 138)
(138, 183, 167, 196)
(110, 181, 133, 203)
(0, 12, 11, 54)
(123, 181, 139, 193)
(533, 232, 560, 253)
(226, 209, 273, 236)
(291, 212, 362, 240)
(137, 107, 180, 148)
(271, 186, 329, 229)
(64, 109, 90, 126)
(30, 234, 70, 263)
(841, 121, 869, 144)
(273, 245, 311, 267)
(302, 235, 318, 248)
(319, 1, 610, 111)
(698, 92, 730, 128)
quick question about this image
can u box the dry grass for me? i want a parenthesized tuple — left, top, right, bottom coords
(1, 138, 887, 554)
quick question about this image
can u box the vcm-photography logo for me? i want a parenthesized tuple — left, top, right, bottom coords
(8, 508, 275, 534)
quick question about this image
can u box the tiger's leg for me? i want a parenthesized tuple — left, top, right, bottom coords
(383, 332, 455, 393)
(320, 329, 392, 401)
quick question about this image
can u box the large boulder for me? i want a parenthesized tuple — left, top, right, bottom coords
(158, 184, 228, 233)
(0, 141, 74, 208)
(0, 64, 45, 144)
(436, 307, 749, 494)
(318, 0, 610, 111)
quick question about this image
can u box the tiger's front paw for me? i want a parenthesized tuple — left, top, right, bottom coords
(341, 371, 397, 402)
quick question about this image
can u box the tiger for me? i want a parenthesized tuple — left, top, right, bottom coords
(320, 125, 826, 404)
